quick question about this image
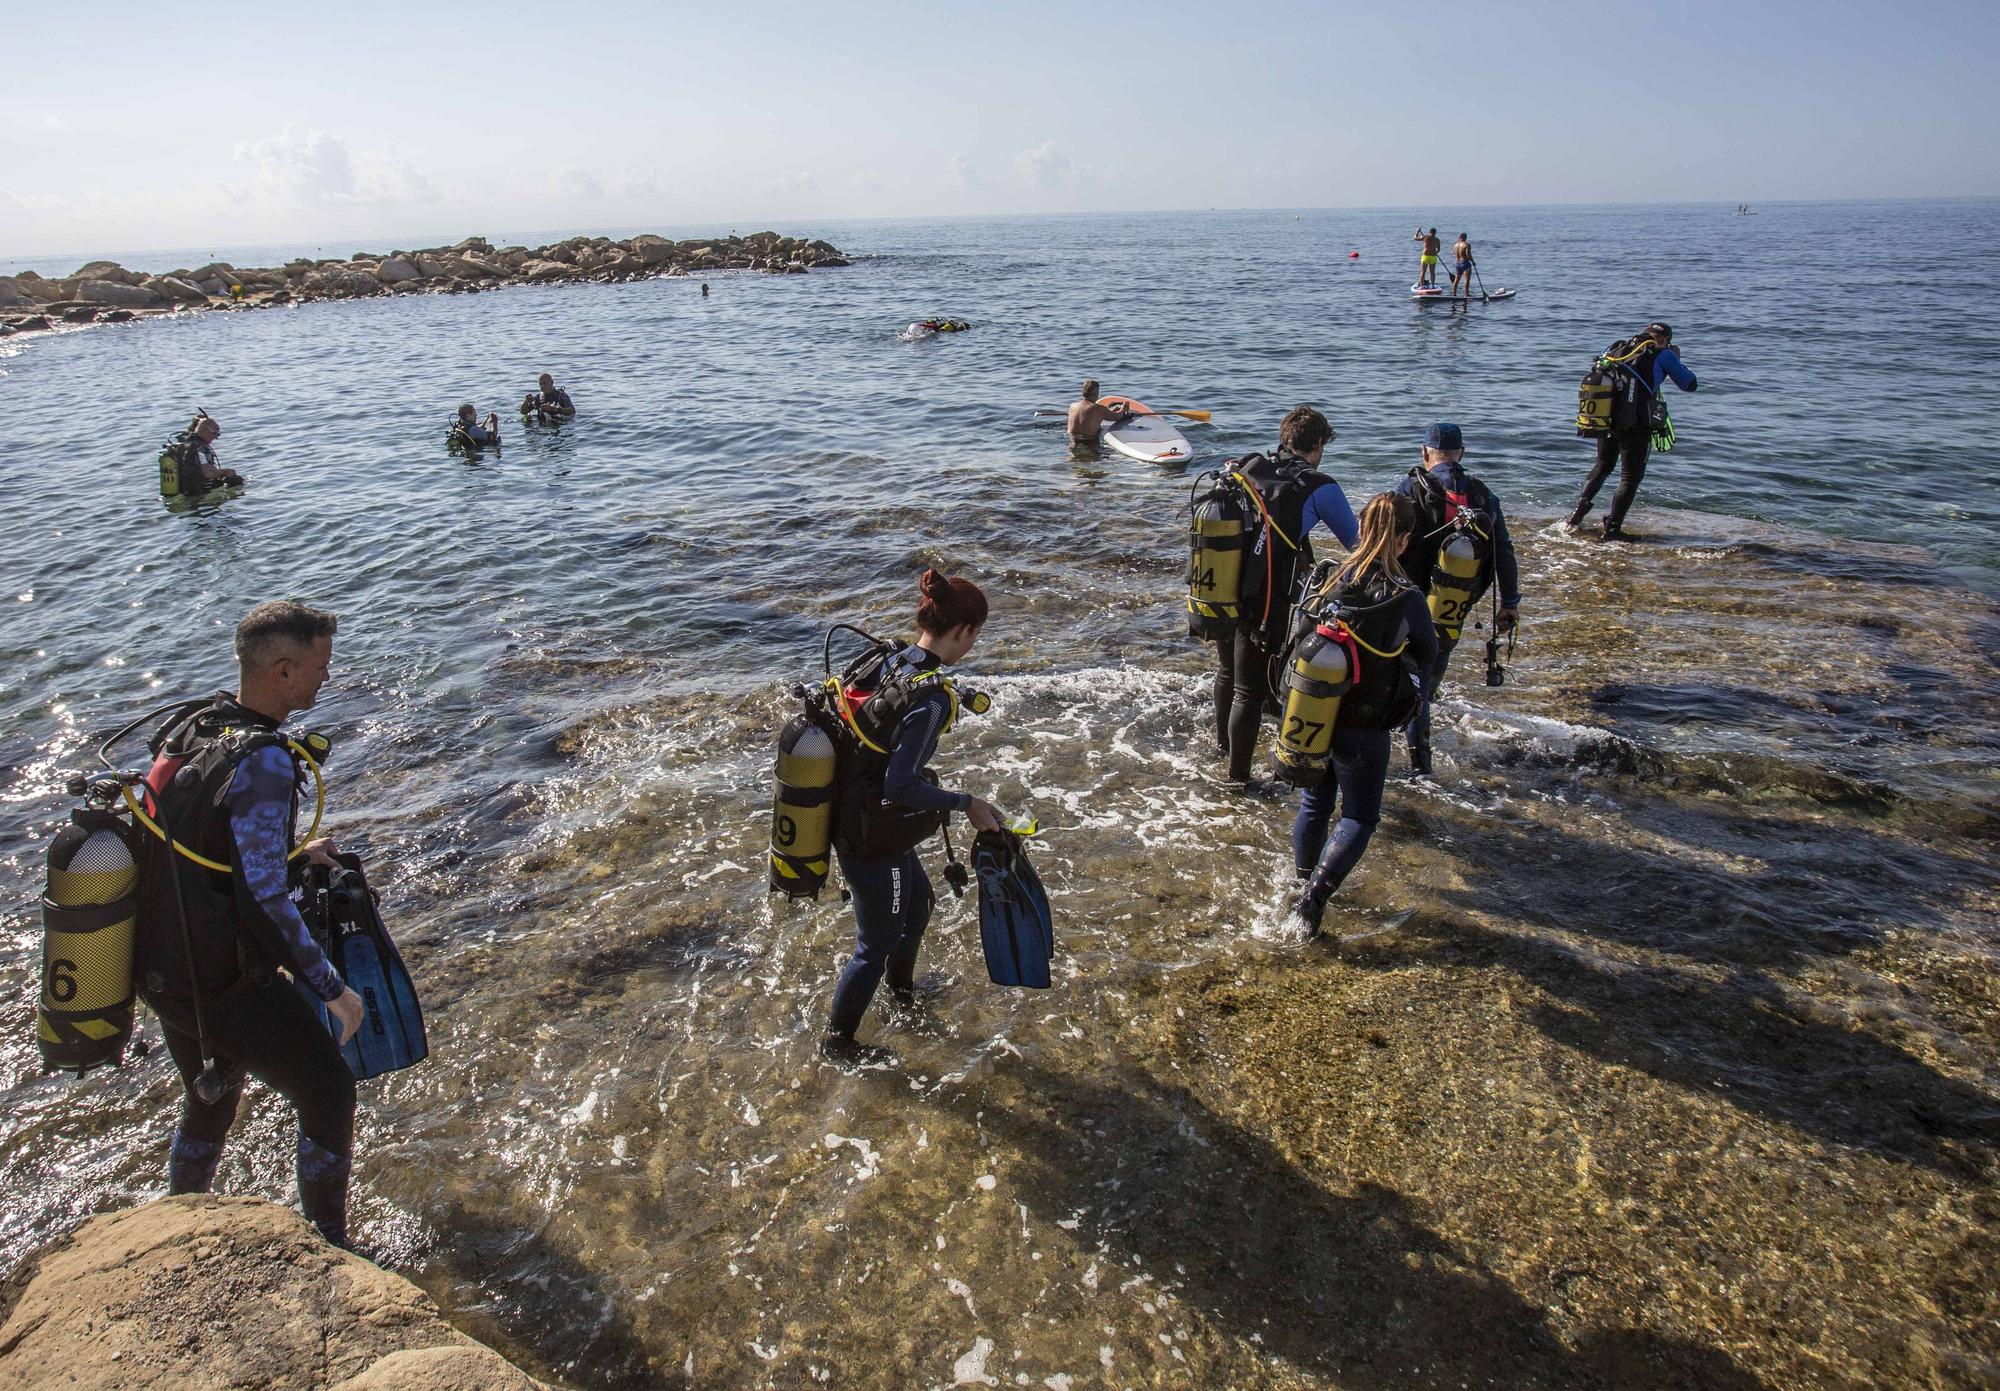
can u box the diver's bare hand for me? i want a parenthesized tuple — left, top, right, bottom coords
(301, 837, 342, 868)
(327, 988, 364, 1045)
(965, 797, 1005, 834)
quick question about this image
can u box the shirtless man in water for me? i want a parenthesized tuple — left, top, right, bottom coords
(1067, 379, 1131, 446)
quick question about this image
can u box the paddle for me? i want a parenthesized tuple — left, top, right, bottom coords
(1031, 406, 1211, 423)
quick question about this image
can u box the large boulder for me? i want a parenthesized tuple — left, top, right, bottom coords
(374, 256, 421, 284)
(0, 1196, 554, 1391)
(0, 278, 33, 308)
(69, 260, 143, 285)
(455, 255, 507, 279)
(72, 279, 166, 308)
(452, 235, 492, 254)
(414, 254, 459, 278)
(627, 234, 677, 267)
(145, 275, 210, 304)
(301, 266, 383, 298)
(10, 272, 65, 303)
(518, 259, 578, 282)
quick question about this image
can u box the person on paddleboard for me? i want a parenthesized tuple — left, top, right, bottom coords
(1066, 380, 1133, 448)
(1413, 227, 1442, 287)
(1450, 233, 1473, 300)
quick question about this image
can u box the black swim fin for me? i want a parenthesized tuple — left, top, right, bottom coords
(973, 830, 1054, 989)
(301, 854, 428, 1080)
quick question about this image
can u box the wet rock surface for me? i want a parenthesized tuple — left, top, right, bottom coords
(0, 229, 848, 338)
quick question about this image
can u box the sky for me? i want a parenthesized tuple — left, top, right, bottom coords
(3, 0, 1996, 258)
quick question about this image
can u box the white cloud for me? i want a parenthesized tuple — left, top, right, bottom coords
(612, 168, 660, 198)
(34, 114, 67, 133)
(555, 166, 604, 198)
(1014, 141, 1079, 189)
(949, 153, 977, 189)
(767, 170, 816, 195)
(230, 126, 437, 206)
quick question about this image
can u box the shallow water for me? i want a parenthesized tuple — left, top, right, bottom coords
(2, 203, 1997, 1388)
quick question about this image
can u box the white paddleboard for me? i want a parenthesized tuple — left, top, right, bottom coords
(1098, 396, 1191, 464)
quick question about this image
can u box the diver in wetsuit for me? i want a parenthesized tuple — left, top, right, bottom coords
(1214, 405, 1360, 788)
(162, 411, 244, 495)
(1567, 322, 1698, 540)
(825, 570, 1007, 1055)
(133, 601, 363, 1246)
(1289, 493, 1438, 936)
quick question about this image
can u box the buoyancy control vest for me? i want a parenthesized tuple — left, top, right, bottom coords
(1406, 464, 1496, 639)
(158, 432, 217, 498)
(832, 643, 963, 859)
(1272, 564, 1421, 782)
(1577, 336, 1660, 437)
(132, 696, 306, 1002)
(1186, 451, 1329, 642)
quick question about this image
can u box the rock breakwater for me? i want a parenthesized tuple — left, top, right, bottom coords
(0, 230, 849, 337)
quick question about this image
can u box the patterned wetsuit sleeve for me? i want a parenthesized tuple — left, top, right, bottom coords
(1403, 590, 1440, 698)
(1303, 482, 1360, 550)
(1488, 497, 1522, 610)
(881, 690, 972, 815)
(227, 744, 343, 1001)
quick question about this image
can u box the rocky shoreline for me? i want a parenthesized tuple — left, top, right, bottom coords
(0, 230, 850, 337)
(0, 1196, 557, 1390)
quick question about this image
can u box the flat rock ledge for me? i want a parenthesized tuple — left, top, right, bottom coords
(0, 230, 848, 336)
(0, 1195, 555, 1391)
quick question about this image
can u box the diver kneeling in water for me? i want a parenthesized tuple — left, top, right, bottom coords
(1288, 494, 1436, 937)
(133, 602, 365, 1245)
(448, 403, 501, 449)
(825, 570, 1008, 1057)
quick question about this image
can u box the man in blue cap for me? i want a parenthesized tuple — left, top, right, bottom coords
(1392, 423, 1520, 776)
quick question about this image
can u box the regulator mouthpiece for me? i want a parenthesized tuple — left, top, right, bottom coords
(961, 688, 992, 716)
(1484, 637, 1506, 688)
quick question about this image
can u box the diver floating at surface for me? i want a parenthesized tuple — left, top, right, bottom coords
(158, 409, 243, 498)
(767, 570, 1011, 1061)
(519, 372, 576, 424)
(1280, 494, 1436, 938)
(1569, 322, 1697, 540)
(1392, 423, 1521, 776)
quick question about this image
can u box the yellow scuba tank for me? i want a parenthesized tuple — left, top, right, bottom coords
(158, 442, 184, 497)
(1575, 365, 1615, 438)
(1428, 533, 1483, 639)
(1273, 620, 1355, 786)
(769, 713, 838, 899)
(37, 792, 140, 1074)
(1187, 472, 1249, 639)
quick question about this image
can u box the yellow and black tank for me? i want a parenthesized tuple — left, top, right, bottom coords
(37, 803, 140, 1074)
(769, 713, 839, 899)
(1187, 474, 1248, 639)
(1428, 533, 1484, 639)
(1575, 365, 1615, 437)
(1273, 623, 1355, 786)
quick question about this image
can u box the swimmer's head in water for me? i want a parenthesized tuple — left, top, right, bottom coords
(1080, 379, 1100, 401)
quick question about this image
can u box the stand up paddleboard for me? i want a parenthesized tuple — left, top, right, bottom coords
(1098, 396, 1192, 464)
(1412, 283, 1517, 302)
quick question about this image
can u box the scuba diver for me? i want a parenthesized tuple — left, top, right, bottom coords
(448, 403, 501, 449)
(519, 373, 576, 424)
(159, 410, 243, 497)
(1392, 423, 1520, 776)
(1567, 321, 1697, 540)
(1209, 405, 1359, 789)
(132, 601, 364, 1247)
(1288, 493, 1437, 937)
(824, 570, 1007, 1058)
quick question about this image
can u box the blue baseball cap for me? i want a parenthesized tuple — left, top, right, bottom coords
(1424, 422, 1463, 451)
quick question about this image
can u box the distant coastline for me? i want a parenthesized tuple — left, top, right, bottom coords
(0, 229, 849, 339)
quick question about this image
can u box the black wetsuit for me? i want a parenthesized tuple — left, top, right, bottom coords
(1570, 343, 1697, 533)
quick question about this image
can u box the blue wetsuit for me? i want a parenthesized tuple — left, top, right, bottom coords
(828, 648, 965, 1040)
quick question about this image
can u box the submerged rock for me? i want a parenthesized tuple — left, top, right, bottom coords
(0, 1195, 555, 1390)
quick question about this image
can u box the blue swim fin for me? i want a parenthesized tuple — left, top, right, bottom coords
(301, 855, 428, 1080)
(973, 830, 1054, 989)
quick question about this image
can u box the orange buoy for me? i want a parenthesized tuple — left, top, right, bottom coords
(1348, 251, 1360, 259)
